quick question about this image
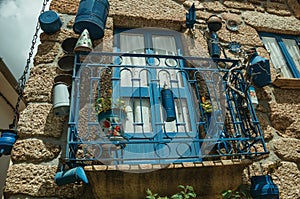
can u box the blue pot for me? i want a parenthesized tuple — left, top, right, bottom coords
(248, 53, 272, 87)
(73, 0, 110, 39)
(0, 130, 18, 156)
(39, 10, 62, 34)
(250, 175, 280, 199)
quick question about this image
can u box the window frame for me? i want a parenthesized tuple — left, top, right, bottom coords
(259, 32, 300, 78)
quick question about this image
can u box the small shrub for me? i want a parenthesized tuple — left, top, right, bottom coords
(146, 185, 196, 199)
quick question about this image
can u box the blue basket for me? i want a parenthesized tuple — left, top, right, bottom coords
(39, 10, 62, 34)
(73, 0, 110, 39)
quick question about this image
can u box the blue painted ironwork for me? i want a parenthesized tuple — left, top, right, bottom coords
(64, 52, 268, 165)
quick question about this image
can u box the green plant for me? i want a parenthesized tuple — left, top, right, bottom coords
(146, 185, 196, 199)
(95, 89, 126, 114)
(222, 184, 251, 199)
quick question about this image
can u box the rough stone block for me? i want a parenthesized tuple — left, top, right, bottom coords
(202, 1, 227, 12)
(218, 25, 263, 46)
(34, 42, 61, 66)
(11, 138, 61, 163)
(264, 2, 292, 16)
(50, 0, 80, 15)
(288, 0, 300, 18)
(40, 28, 78, 43)
(4, 164, 84, 198)
(23, 65, 58, 103)
(242, 11, 300, 35)
(17, 103, 66, 138)
(273, 138, 300, 162)
(224, 1, 255, 10)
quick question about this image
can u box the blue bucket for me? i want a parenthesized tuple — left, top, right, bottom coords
(250, 175, 280, 199)
(73, 0, 109, 40)
(54, 167, 89, 186)
(39, 10, 62, 34)
(0, 130, 18, 156)
(248, 53, 272, 87)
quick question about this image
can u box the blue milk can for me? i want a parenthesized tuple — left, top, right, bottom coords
(0, 130, 18, 156)
(54, 167, 89, 186)
(39, 10, 62, 34)
(73, 0, 110, 39)
(250, 175, 280, 199)
(161, 88, 176, 122)
(248, 52, 272, 88)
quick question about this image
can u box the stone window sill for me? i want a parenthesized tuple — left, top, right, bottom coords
(273, 77, 300, 89)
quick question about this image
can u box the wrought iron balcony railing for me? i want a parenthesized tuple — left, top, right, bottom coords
(65, 52, 268, 166)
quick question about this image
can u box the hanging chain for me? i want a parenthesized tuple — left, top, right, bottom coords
(10, 0, 50, 129)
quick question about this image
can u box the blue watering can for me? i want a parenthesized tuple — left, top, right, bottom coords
(54, 167, 89, 186)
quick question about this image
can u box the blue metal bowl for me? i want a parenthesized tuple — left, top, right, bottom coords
(39, 10, 62, 34)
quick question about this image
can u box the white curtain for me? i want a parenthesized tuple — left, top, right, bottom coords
(282, 38, 300, 75)
(261, 36, 293, 78)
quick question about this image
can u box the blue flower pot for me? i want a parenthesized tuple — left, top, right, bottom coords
(250, 175, 280, 199)
(39, 10, 62, 34)
(0, 130, 18, 156)
(98, 109, 126, 141)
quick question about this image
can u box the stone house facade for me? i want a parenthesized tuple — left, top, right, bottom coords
(2, 0, 300, 198)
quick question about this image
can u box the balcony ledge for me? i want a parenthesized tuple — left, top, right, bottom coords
(84, 159, 252, 199)
(273, 77, 300, 89)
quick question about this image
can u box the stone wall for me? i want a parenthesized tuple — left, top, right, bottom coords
(3, 0, 300, 199)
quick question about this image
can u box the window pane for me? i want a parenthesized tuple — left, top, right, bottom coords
(261, 36, 293, 78)
(282, 38, 300, 75)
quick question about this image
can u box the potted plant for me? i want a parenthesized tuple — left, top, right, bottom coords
(95, 89, 127, 141)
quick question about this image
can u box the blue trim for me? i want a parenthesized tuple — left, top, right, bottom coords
(259, 32, 300, 78)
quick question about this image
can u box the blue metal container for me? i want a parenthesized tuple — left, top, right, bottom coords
(248, 53, 272, 87)
(186, 3, 196, 29)
(73, 0, 109, 39)
(39, 10, 62, 34)
(161, 89, 176, 122)
(250, 175, 280, 199)
(54, 167, 89, 186)
(209, 32, 221, 58)
(0, 130, 18, 156)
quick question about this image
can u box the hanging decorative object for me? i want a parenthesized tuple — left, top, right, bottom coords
(58, 54, 75, 72)
(228, 41, 241, 54)
(247, 48, 272, 88)
(161, 87, 176, 122)
(54, 167, 89, 186)
(38, 10, 62, 35)
(226, 19, 240, 32)
(0, 130, 18, 156)
(207, 15, 222, 58)
(248, 85, 258, 108)
(250, 175, 279, 199)
(74, 29, 93, 52)
(53, 74, 72, 116)
(186, 3, 196, 29)
(61, 37, 78, 54)
(73, 0, 110, 40)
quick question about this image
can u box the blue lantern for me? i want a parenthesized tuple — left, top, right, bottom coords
(54, 167, 89, 186)
(248, 51, 272, 87)
(0, 130, 17, 156)
(161, 88, 176, 122)
(186, 3, 196, 29)
(250, 175, 280, 199)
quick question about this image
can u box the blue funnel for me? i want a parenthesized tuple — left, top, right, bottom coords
(0, 130, 18, 156)
(54, 167, 89, 186)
